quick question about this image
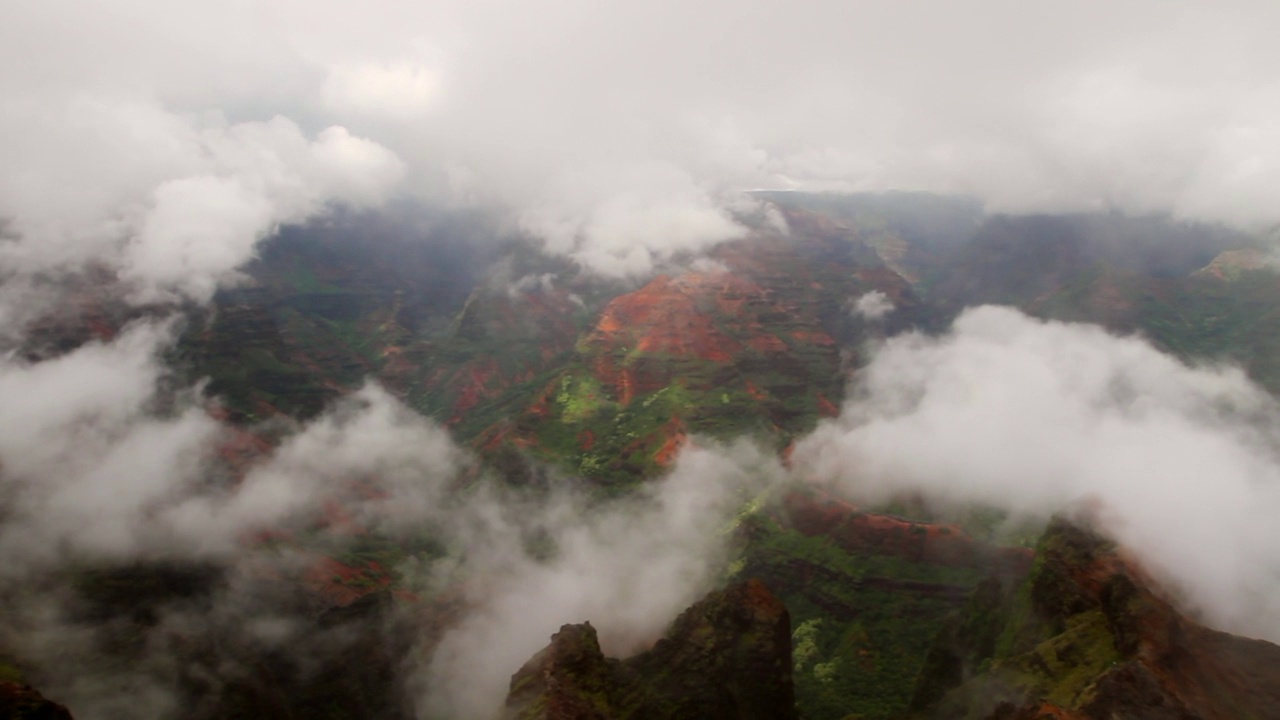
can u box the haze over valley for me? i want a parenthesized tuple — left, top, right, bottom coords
(4, 2, 1280, 718)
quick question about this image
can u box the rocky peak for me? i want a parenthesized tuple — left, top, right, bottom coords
(912, 516, 1280, 719)
(504, 579, 795, 720)
(505, 622, 625, 720)
(627, 578, 795, 720)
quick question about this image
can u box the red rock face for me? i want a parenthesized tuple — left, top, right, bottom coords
(1058, 541, 1280, 720)
(588, 271, 757, 358)
(582, 273, 748, 404)
(782, 490, 1034, 573)
(649, 418, 687, 467)
(450, 358, 501, 416)
(931, 518, 1280, 720)
(582, 271, 832, 406)
(590, 274, 746, 362)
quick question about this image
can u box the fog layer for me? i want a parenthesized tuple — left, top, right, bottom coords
(7, 2, 1280, 277)
(795, 305, 1280, 641)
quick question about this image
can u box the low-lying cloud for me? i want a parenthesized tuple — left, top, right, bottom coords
(794, 305, 1280, 640)
(0, 322, 782, 718)
(417, 440, 783, 719)
(851, 290, 895, 321)
(0, 103, 403, 307)
(0, 330, 462, 570)
(8, 1, 1280, 280)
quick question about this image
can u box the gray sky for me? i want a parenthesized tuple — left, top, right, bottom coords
(4, 0, 1280, 280)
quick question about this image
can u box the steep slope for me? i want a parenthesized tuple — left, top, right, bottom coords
(172, 195, 941, 487)
(177, 206, 506, 421)
(504, 579, 795, 720)
(755, 191, 986, 285)
(911, 517, 1280, 719)
(1132, 264, 1280, 392)
(918, 211, 1280, 393)
(736, 489, 1031, 720)
(505, 268, 843, 484)
(412, 279, 594, 432)
(929, 213, 1249, 312)
(484, 224, 929, 485)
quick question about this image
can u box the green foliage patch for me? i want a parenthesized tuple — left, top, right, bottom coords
(739, 515, 986, 719)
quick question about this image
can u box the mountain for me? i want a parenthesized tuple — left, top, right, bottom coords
(504, 579, 795, 720)
(12, 193, 1280, 718)
(914, 210, 1280, 392)
(910, 516, 1280, 719)
(736, 489, 1033, 718)
(178, 202, 934, 488)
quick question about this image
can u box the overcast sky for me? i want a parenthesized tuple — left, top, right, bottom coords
(4, 0, 1280, 281)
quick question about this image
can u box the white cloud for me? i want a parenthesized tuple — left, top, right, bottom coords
(851, 290, 894, 320)
(8, 1, 1280, 278)
(0, 320, 221, 568)
(520, 163, 745, 278)
(416, 440, 784, 719)
(0, 344, 463, 567)
(118, 115, 405, 303)
(172, 383, 463, 546)
(322, 62, 442, 119)
(0, 101, 404, 306)
(793, 305, 1280, 640)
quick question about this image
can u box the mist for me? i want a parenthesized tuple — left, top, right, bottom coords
(5, 1, 1280, 717)
(793, 305, 1280, 641)
(0, 331, 782, 719)
(415, 440, 783, 719)
(8, 2, 1280, 280)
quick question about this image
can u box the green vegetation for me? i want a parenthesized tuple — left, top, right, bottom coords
(910, 519, 1137, 719)
(1135, 272, 1280, 393)
(738, 515, 986, 719)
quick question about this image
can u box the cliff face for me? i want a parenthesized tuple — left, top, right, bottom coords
(737, 489, 1030, 719)
(150, 196, 944, 489)
(512, 267, 843, 482)
(505, 622, 633, 720)
(504, 579, 795, 720)
(490, 224, 928, 485)
(625, 578, 795, 720)
(911, 517, 1280, 720)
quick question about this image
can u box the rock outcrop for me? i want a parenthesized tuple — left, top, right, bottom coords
(504, 579, 795, 720)
(911, 516, 1280, 720)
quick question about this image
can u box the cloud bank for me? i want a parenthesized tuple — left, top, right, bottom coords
(794, 305, 1280, 641)
(0, 104, 403, 306)
(7, 1, 1280, 279)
